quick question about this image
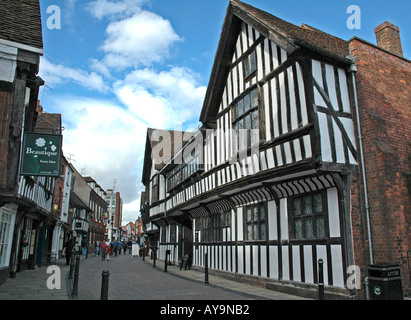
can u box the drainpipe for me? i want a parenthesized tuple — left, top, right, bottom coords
(348, 61, 373, 265)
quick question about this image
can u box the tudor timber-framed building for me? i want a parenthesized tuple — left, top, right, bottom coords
(141, 0, 410, 298)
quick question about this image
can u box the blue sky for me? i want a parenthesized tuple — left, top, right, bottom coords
(37, 0, 410, 223)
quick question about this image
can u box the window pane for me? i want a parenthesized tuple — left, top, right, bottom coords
(250, 89, 258, 108)
(295, 219, 302, 239)
(237, 100, 243, 118)
(303, 196, 312, 215)
(260, 206, 265, 221)
(260, 223, 266, 240)
(250, 52, 256, 72)
(304, 218, 314, 239)
(247, 208, 252, 222)
(245, 59, 251, 77)
(247, 225, 252, 240)
(251, 110, 259, 129)
(293, 198, 301, 216)
(243, 94, 250, 113)
(314, 193, 323, 213)
(253, 206, 259, 221)
(316, 217, 325, 238)
(253, 224, 258, 240)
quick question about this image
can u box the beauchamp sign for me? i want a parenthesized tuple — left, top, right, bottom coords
(20, 132, 63, 177)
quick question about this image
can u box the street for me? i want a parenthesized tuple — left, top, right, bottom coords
(77, 253, 303, 300)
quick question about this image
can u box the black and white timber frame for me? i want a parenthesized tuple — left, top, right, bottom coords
(143, 1, 359, 293)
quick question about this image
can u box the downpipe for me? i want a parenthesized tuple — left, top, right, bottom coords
(348, 61, 374, 265)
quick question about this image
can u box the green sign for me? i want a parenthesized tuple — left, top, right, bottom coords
(20, 132, 62, 177)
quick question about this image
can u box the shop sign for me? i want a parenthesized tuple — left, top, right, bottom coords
(20, 132, 62, 177)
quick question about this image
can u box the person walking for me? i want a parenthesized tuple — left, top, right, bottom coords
(106, 241, 111, 261)
(95, 241, 100, 256)
(114, 240, 118, 256)
(100, 241, 107, 261)
(127, 239, 132, 254)
(123, 240, 127, 255)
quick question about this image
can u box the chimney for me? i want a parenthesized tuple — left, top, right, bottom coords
(374, 21, 403, 57)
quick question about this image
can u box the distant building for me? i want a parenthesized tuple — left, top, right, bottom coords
(84, 177, 108, 248)
(105, 189, 123, 241)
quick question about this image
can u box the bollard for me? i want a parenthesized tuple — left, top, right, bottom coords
(318, 258, 324, 300)
(101, 269, 110, 300)
(72, 255, 80, 296)
(153, 248, 157, 268)
(69, 254, 74, 279)
(205, 252, 209, 285)
(142, 247, 145, 261)
(164, 250, 170, 272)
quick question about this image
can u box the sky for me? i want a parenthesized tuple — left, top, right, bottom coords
(37, 0, 410, 225)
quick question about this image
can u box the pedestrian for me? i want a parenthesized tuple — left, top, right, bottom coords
(100, 241, 107, 261)
(128, 239, 132, 254)
(106, 241, 111, 261)
(95, 241, 100, 256)
(65, 239, 73, 265)
(114, 240, 118, 256)
(118, 240, 122, 255)
(123, 241, 127, 254)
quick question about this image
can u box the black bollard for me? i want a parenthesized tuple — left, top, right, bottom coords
(164, 250, 170, 272)
(142, 246, 145, 261)
(318, 258, 324, 300)
(205, 252, 209, 285)
(72, 255, 80, 296)
(101, 269, 110, 300)
(69, 254, 74, 279)
(153, 248, 157, 268)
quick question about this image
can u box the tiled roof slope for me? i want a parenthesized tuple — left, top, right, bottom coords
(0, 0, 43, 49)
(232, 0, 349, 60)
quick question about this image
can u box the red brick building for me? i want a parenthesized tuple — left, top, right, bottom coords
(349, 22, 411, 292)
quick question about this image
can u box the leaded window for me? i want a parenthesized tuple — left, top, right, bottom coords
(232, 87, 260, 152)
(290, 192, 326, 240)
(244, 203, 267, 241)
(244, 51, 256, 79)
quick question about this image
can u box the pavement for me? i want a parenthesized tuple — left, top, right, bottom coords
(0, 253, 310, 300)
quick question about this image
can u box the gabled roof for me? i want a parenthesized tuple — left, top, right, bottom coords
(141, 128, 195, 185)
(200, 0, 350, 124)
(0, 0, 43, 50)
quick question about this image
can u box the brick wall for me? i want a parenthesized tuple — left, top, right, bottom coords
(349, 38, 411, 292)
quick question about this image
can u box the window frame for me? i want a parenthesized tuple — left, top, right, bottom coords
(232, 86, 260, 152)
(243, 51, 257, 80)
(244, 202, 267, 241)
(288, 190, 328, 241)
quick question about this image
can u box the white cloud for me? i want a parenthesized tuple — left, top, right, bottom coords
(48, 96, 147, 216)
(99, 10, 183, 69)
(116, 67, 206, 129)
(39, 58, 109, 92)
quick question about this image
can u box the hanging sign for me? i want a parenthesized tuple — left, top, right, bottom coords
(20, 132, 62, 177)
